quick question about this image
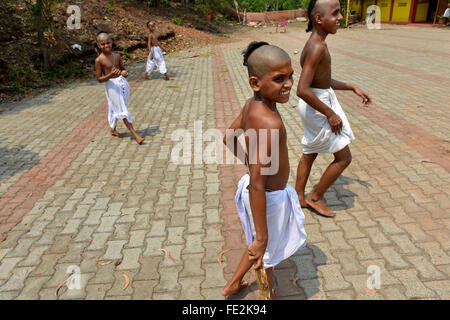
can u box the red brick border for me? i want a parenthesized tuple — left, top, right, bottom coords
(338, 34, 450, 58)
(0, 76, 144, 242)
(283, 33, 450, 86)
(211, 46, 260, 299)
(287, 59, 450, 172)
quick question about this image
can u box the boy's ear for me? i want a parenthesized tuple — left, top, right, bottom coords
(314, 12, 323, 25)
(249, 76, 261, 93)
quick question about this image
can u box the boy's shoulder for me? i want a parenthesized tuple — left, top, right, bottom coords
(303, 36, 327, 56)
(95, 53, 105, 63)
(246, 99, 283, 130)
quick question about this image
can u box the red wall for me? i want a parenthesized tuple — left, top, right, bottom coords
(224, 7, 307, 23)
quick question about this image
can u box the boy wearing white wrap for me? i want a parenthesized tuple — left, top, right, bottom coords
(95, 32, 144, 144)
(295, 0, 372, 217)
(143, 21, 173, 81)
(221, 42, 307, 299)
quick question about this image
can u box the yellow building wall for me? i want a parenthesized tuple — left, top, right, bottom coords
(392, 0, 411, 21)
(350, 0, 362, 14)
(362, 0, 376, 19)
(415, 1, 429, 22)
(378, 0, 392, 21)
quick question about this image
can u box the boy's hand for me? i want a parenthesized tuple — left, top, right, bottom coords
(327, 113, 343, 135)
(110, 67, 121, 78)
(248, 239, 267, 270)
(353, 86, 372, 107)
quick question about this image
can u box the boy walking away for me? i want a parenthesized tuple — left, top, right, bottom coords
(143, 21, 173, 81)
(221, 42, 307, 299)
(295, 0, 372, 217)
(95, 32, 145, 144)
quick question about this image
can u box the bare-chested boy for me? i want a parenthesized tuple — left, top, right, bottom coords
(95, 32, 145, 144)
(221, 42, 307, 299)
(143, 21, 173, 81)
(295, 0, 372, 217)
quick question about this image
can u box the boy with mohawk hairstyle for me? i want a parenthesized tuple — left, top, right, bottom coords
(295, 0, 372, 217)
(221, 41, 307, 299)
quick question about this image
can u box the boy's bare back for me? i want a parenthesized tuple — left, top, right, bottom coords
(240, 97, 289, 191)
(300, 36, 331, 89)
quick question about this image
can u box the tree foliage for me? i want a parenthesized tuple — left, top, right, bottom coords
(142, 0, 310, 11)
(23, 0, 60, 69)
(235, 0, 309, 11)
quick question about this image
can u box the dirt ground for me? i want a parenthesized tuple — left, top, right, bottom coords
(0, 0, 242, 106)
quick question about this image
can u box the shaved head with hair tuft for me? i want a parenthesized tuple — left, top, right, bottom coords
(243, 42, 291, 79)
(306, 0, 338, 32)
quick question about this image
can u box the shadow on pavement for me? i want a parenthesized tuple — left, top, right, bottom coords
(225, 244, 328, 300)
(0, 145, 39, 182)
(120, 125, 162, 140)
(310, 175, 372, 212)
(283, 244, 327, 300)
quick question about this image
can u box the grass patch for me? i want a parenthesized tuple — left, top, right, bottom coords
(171, 17, 182, 25)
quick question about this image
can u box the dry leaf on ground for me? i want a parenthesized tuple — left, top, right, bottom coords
(98, 261, 111, 266)
(54, 275, 72, 297)
(158, 248, 177, 262)
(362, 287, 379, 294)
(122, 273, 130, 290)
(217, 249, 231, 267)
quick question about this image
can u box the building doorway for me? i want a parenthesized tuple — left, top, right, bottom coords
(427, 0, 438, 21)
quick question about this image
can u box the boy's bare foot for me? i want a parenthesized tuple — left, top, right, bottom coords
(305, 195, 336, 217)
(136, 137, 145, 145)
(297, 193, 309, 208)
(110, 129, 122, 138)
(221, 279, 248, 297)
(164, 75, 174, 81)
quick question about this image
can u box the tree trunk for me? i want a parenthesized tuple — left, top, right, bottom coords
(233, 0, 241, 24)
(150, 0, 160, 8)
(36, 0, 49, 69)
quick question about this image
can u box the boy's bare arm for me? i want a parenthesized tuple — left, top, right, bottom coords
(119, 55, 128, 77)
(331, 79, 372, 107)
(297, 44, 333, 117)
(223, 105, 247, 165)
(148, 35, 153, 59)
(297, 44, 343, 135)
(95, 57, 120, 83)
(247, 166, 268, 269)
(330, 79, 354, 90)
(247, 116, 282, 269)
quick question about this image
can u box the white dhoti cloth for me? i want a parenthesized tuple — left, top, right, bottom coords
(235, 174, 307, 269)
(297, 87, 354, 154)
(146, 46, 167, 75)
(105, 76, 132, 129)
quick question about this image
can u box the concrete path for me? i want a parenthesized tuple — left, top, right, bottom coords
(0, 23, 449, 300)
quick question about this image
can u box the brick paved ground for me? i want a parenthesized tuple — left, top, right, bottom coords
(0, 23, 449, 300)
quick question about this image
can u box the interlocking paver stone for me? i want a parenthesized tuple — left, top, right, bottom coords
(0, 25, 449, 300)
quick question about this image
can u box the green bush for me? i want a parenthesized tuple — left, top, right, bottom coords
(171, 17, 182, 25)
(123, 47, 131, 59)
